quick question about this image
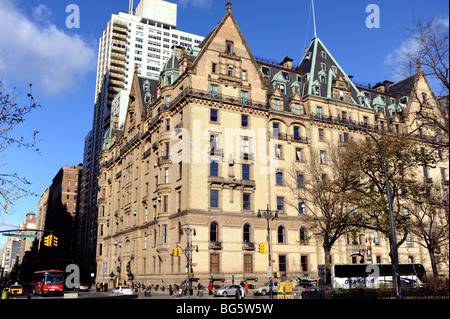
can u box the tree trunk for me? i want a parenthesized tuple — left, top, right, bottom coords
(323, 244, 332, 291)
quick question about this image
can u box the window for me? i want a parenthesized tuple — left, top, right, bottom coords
(276, 171, 283, 185)
(293, 126, 301, 141)
(226, 41, 233, 54)
(243, 193, 251, 210)
(301, 255, 309, 271)
(277, 226, 285, 243)
(242, 70, 247, 81)
(275, 144, 282, 159)
(210, 222, 219, 242)
(294, 103, 300, 115)
(163, 195, 168, 213)
(241, 114, 249, 127)
(241, 91, 248, 105)
(162, 225, 168, 244)
(295, 148, 303, 161)
(210, 84, 218, 99)
(300, 227, 307, 243)
(320, 150, 326, 164)
(406, 233, 412, 247)
(227, 65, 233, 76)
(210, 190, 219, 208)
(277, 196, 284, 213)
(279, 255, 287, 272)
(164, 168, 169, 184)
(274, 99, 280, 111)
(243, 224, 251, 242)
(319, 128, 325, 141)
(242, 164, 250, 180)
(210, 161, 219, 177)
(210, 109, 218, 122)
(212, 63, 217, 73)
(298, 200, 306, 214)
(297, 173, 304, 187)
(316, 106, 323, 118)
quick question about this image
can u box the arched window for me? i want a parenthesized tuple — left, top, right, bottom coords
(210, 222, 219, 242)
(243, 224, 251, 243)
(277, 226, 285, 243)
(300, 227, 307, 243)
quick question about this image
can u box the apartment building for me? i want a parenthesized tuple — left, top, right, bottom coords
(95, 5, 449, 287)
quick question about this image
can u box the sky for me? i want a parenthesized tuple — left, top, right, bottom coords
(0, 0, 448, 251)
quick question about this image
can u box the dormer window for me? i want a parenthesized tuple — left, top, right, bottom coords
(321, 51, 327, 59)
(321, 63, 327, 71)
(320, 75, 326, 83)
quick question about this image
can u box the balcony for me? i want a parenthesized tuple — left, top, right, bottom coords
(243, 242, 255, 251)
(209, 241, 222, 250)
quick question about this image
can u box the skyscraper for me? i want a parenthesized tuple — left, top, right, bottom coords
(77, 0, 204, 279)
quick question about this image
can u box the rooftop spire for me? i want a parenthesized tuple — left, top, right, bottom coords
(226, 0, 232, 11)
(312, 0, 317, 38)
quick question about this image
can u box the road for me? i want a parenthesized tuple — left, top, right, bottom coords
(3, 285, 274, 300)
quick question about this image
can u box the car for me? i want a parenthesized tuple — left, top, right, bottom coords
(79, 284, 90, 291)
(112, 286, 133, 295)
(214, 285, 245, 297)
(254, 282, 278, 296)
(8, 284, 23, 295)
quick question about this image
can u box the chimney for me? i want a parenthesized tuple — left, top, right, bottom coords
(280, 56, 294, 70)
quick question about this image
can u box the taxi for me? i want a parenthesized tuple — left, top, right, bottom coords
(9, 284, 23, 295)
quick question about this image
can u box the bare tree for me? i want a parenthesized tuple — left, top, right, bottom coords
(398, 16, 449, 143)
(285, 143, 361, 290)
(405, 181, 449, 276)
(0, 80, 40, 215)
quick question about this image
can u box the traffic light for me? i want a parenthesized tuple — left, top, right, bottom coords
(52, 236, 58, 247)
(259, 243, 268, 254)
(44, 235, 53, 247)
(173, 248, 183, 256)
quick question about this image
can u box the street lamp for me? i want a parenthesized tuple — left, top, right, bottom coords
(179, 225, 198, 296)
(257, 204, 278, 299)
(347, 123, 403, 299)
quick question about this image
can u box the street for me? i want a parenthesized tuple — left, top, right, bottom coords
(3, 285, 274, 300)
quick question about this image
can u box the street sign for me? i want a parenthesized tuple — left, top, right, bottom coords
(267, 266, 272, 277)
(2, 233, 38, 238)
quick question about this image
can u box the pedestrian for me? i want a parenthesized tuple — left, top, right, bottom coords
(235, 287, 241, 299)
(96, 282, 101, 292)
(244, 282, 249, 296)
(208, 282, 213, 295)
(197, 282, 202, 296)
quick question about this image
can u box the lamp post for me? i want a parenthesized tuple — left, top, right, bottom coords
(257, 204, 278, 299)
(347, 123, 403, 299)
(179, 225, 198, 296)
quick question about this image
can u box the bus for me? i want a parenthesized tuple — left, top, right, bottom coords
(331, 263, 426, 290)
(32, 270, 64, 296)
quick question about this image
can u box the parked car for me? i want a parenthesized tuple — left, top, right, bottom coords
(112, 286, 133, 295)
(79, 284, 90, 291)
(8, 284, 23, 295)
(214, 285, 245, 297)
(254, 282, 278, 296)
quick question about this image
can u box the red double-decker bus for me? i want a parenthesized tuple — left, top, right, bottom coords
(32, 270, 64, 296)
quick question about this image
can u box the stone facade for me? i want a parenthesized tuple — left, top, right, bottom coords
(95, 6, 449, 288)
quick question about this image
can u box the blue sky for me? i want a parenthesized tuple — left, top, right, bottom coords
(0, 0, 448, 250)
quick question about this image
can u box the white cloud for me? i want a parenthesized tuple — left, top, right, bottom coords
(0, 0, 96, 96)
(177, 0, 213, 8)
(384, 16, 449, 81)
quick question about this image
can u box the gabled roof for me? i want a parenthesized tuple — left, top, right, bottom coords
(296, 37, 361, 105)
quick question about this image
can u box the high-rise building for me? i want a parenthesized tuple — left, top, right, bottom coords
(78, 0, 204, 280)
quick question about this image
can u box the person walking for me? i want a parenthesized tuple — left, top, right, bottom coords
(244, 282, 249, 296)
(208, 282, 213, 295)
